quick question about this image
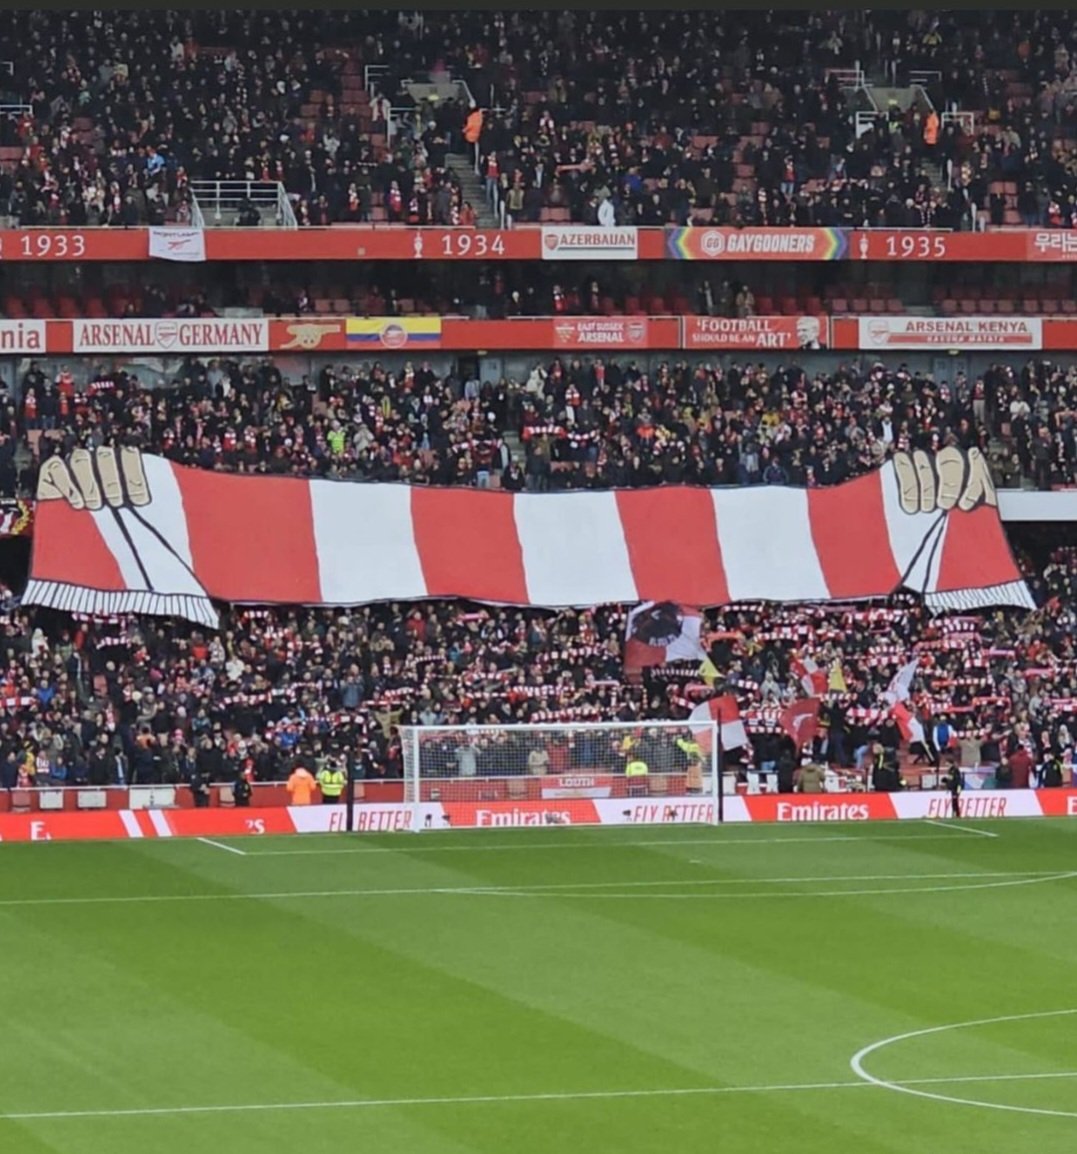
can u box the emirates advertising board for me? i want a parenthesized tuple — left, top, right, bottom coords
(0, 790, 1074, 841)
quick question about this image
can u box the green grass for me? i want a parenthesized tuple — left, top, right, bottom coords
(1, 819, 1076, 1153)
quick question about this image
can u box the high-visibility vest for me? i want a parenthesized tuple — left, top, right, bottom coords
(318, 768, 346, 797)
(287, 768, 316, 805)
(676, 738, 701, 763)
(625, 759, 649, 777)
(464, 109, 483, 144)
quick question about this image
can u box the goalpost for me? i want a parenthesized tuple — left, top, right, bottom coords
(398, 720, 722, 831)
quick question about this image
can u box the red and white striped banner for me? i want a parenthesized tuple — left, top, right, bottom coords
(25, 453, 1031, 627)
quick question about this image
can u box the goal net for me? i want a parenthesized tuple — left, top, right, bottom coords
(399, 720, 721, 830)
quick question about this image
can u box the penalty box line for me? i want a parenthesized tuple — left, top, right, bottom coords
(921, 819, 998, 838)
(6, 1070, 1077, 1122)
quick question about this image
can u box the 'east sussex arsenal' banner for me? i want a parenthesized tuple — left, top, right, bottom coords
(24, 448, 1031, 629)
(552, 317, 650, 348)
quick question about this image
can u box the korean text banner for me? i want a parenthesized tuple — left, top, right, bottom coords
(25, 449, 1032, 629)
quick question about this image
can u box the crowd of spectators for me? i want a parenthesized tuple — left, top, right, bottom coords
(0, 10, 466, 229)
(0, 263, 775, 323)
(1, 11, 1077, 227)
(1, 354, 1075, 500)
(0, 348, 1069, 790)
(0, 543, 1072, 792)
(460, 10, 1077, 229)
(5, 256, 1075, 326)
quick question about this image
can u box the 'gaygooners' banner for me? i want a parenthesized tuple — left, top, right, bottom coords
(24, 448, 1032, 628)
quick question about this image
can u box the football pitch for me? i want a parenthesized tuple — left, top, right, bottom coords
(1, 819, 1076, 1154)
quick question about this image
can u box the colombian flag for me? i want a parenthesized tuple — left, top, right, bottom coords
(346, 317, 443, 349)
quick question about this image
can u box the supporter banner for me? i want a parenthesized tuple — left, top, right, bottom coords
(0, 499, 33, 537)
(71, 318, 270, 355)
(1, 790, 1074, 840)
(540, 226, 639, 260)
(0, 319, 46, 354)
(13, 314, 1077, 355)
(624, 601, 707, 674)
(273, 319, 349, 351)
(1, 227, 1077, 263)
(668, 227, 849, 261)
(148, 227, 206, 263)
(1027, 231, 1077, 261)
(345, 317, 442, 349)
(851, 230, 1076, 262)
(552, 317, 650, 348)
(24, 448, 1031, 628)
(684, 315, 829, 350)
(858, 316, 1043, 350)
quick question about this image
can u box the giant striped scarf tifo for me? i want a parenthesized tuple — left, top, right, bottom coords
(26, 452, 1033, 628)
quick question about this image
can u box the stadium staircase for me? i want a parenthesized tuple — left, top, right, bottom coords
(501, 428, 524, 467)
(919, 158, 947, 195)
(444, 153, 500, 227)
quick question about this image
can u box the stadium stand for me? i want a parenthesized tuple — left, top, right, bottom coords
(0, 10, 1075, 227)
(0, 9, 1073, 809)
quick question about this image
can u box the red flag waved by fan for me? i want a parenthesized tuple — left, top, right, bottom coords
(781, 697, 821, 748)
(689, 695, 748, 753)
(624, 601, 707, 675)
(790, 655, 827, 696)
(891, 700, 925, 746)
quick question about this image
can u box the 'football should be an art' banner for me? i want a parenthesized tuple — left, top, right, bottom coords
(25, 448, 1032, 629)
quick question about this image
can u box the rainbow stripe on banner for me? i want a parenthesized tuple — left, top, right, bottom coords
(665, 227, 849, 261)
(345, 317, 443, 349)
